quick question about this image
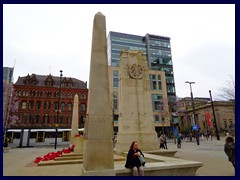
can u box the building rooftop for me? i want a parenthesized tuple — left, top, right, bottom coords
(14, 74, 87, 89)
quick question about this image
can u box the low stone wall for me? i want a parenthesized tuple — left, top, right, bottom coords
(114, 153, 202, 176)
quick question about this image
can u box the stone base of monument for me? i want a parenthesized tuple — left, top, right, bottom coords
(73, 136, 84, 153)
(114, 153, 202, 176)
(82, 168, 116, 176)
(37, 153, 125, 166)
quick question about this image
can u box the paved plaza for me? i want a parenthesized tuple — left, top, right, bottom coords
(3, 136, 235, 176)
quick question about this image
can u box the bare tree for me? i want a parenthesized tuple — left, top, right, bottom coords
(217, 75, 235, 118)
(218, 75, 235, 101)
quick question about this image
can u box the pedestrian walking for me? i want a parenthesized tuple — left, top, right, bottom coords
(163, 134, 168, 149)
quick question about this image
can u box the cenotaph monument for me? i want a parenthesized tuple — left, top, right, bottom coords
(82, 12, 115, 176)
(115, 50, 159, 153)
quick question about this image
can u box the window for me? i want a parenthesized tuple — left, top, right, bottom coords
(28, 114, 32, 124)
(44, 102, 51, 110)
(17, 91, 21, 96)
(154, 115, 160, 123)
(157, 75, 162, 90)
(35, 115, 40, 124)
(113, 70, 119, 88)
(67, 103, 72, 111)
(36, 101, 41, 109)
(43, 115, 50, 124)
(68, 93, 72, 99)
(60, 115, 64, 124)
(29, 101, 34, 109)
(149, 75, 157, 90)
(53, 115, 58, 124)
(61, 103, 65, 112)
(54, 102, 59, 111)
(22, 91, 26, 96)
(66, 115, 71, 124)
(80, 104, 86, 111)
(80, 94, 86, 99)
(21, 101, 27, 109)
(152, 94, 163, 111)
(113, 91, 118, 111)
(20, 114, 24, 124)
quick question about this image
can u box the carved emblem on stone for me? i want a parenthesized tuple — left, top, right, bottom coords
(128, 64, 144, 79)
(129, 52, 137, 57)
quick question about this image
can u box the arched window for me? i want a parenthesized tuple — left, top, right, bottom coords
(66, 115, 71, 124)
(53, 115, 58, 124)
(67, 103, 72, 112)
(61, 102, 65, 112)
(60, 115, 64, 124)
(35, 115, 40, 124)
(54, 102, 59, 111)
(44, 102, 51, 110)
(36, 101, 41, 109)
(29, 101, 34, 109)
(21, 101, 27, 109)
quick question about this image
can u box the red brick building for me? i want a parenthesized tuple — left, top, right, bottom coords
(12, 73, 88, 129)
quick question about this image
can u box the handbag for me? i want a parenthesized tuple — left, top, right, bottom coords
(138, 155, 145, 165)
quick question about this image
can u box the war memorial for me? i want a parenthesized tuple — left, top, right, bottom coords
(3, 12, 203, 176)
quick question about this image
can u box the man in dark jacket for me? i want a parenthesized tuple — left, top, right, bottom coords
(224, 136, 235, 169)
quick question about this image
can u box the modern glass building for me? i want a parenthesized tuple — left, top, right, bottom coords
(3, 67, 14, 83)
(107, 31, 177, 135)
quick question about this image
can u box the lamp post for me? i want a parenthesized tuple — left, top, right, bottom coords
(185, 81, 200, 145)
(26, 113, 34, 147)
(55, 70, 63, 149)
(209, 90, 220, 140)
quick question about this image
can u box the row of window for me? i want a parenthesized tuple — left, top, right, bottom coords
(149, 74, 162, 91)
(19, 114, 85, 125)
(149, 40, 171, 48)
(20, 101, 86, 111)
(111, 37, 144, 46)
(16, 90, 87, 99)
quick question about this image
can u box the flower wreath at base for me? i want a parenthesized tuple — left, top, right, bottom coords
(34, 144, 75, 164)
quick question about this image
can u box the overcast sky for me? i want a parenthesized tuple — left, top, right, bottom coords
(3, 4, 235, 99)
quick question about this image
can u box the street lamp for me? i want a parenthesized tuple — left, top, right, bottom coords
(185, 81, 200, 145)
(26, 113, 34, 147)
(55, 70, 63, 149)
(209, 90, 220, 140)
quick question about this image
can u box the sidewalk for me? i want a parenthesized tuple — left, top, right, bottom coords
(3, 137, 235, 176)
(166, 137, 235, 176)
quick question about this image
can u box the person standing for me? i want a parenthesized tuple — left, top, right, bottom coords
(163, 134, 168, 149)
(177, 135, 181, 149)
(159, 134, 165, 149)
(224, 136, 235, 169)
(125, 141, 144, 176)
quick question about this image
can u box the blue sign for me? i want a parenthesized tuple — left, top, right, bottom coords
(174, 127, 178, 136)
(193, 124, 198, 131)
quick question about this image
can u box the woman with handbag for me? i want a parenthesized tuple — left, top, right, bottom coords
(125, 141, 145, 176)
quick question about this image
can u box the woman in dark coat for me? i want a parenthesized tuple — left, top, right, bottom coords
(125, 141, 145, 176)
(224, 136, 235, 169)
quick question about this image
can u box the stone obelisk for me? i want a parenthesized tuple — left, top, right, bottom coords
(115, 50, 159, 153)
(82, 12, 115, 176)
(70, 94, 79, 145)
